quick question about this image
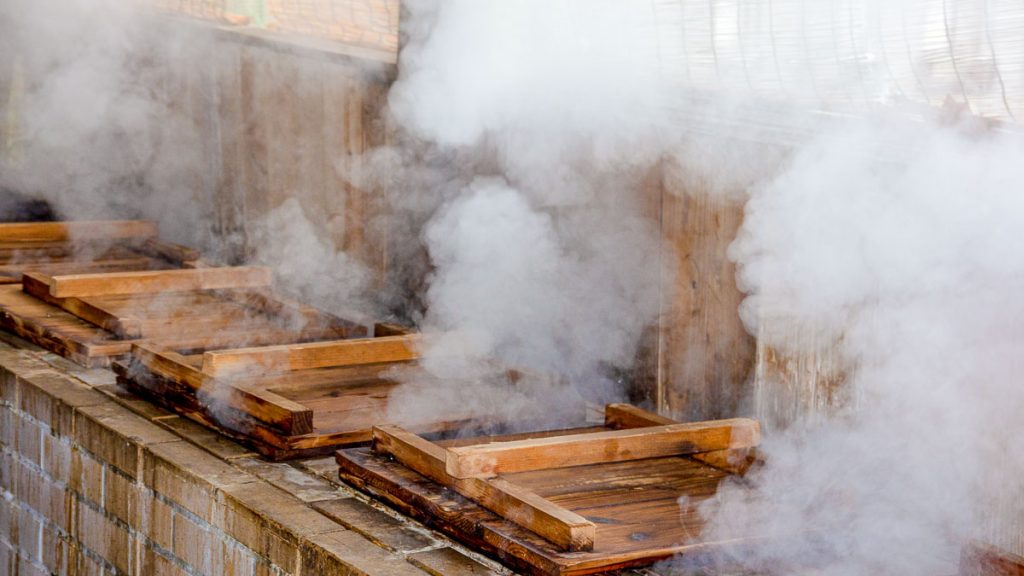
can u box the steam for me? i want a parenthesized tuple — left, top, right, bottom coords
(382, 0, 670, 426)
(0, 0, 215, 244)
(680, 117, 1024, 573)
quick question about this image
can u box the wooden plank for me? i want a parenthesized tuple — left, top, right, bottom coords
(201, 334, 421, 376)
(132, 238, 201, 264)
(445, 418, 761, 479)
(603, 404, 758, 475)
(962, 542, 1024, 576)
(44, 266, 273, 298)
(0, 220, 158, 242)
(131, 343, 314, 435)
(21, 273, 142, 339)
(372, 425, 595, 552)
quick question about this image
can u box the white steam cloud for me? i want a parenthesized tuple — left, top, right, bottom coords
(692, 117, 1024, 574)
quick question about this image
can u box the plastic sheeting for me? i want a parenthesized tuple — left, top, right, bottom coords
(647, 0, 1024, 122)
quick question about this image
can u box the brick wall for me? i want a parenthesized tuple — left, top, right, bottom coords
(0, 335, 506, 576)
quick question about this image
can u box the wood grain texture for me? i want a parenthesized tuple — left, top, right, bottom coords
(444, 418, 761, 479)
(132, 343, 315, 435)
(21, 273, 142, 339)
(338, 425, 760, 575)
(201, 334, 422, 376)
(373, 425, 595, 552)
(604, 403, 758, 475)
(0, 220, 158, 242)
(45, 266, 272, 298)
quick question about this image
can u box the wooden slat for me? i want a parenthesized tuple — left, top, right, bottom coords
(44, 266, 273, 298)
(201, 334, 422, 376)
(21, 273, 142, 339)
(962, 542, 1024, 576)
(132, 238, 201, 264)
(604, 404, 758, 475)
(131, 344, 314, 435)
(445, 418, 761, 479)
(0, 220, 158, 242)
(372, 425, 595, 552)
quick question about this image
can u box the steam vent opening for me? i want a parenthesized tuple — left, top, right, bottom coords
(2, 1, 1024, 575)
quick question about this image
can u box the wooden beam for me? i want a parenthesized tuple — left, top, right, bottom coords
(604, 403, 759, 475)
(372, 425, 595, 552)
(0, 220, 158, 242)
(21, 273, 143, 339)
(131, 344, 314, 435)
(200, 334, 422, 377)
(445, 418, 761, 479)
(44, 266, 273, 298)
(132, 238, 201, 264)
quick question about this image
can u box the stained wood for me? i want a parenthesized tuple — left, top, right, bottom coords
(133, 343, 314, 435)
(444, 418, 761, 478)
(116, 352, 473, 460)
(45, 266, 273, 298)
(373, 425, 595, 552)
(962, 542, 1024, 576)
(0, 220, 158, 242)
(604, 403, 757, 475)
(337, 425, 761, 575)
(0, 279, 348, 366)
(200, 334, 422, 376)
(22, 273, 142, 338)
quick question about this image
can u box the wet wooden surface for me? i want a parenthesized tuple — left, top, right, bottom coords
(338, 423, 757, 575)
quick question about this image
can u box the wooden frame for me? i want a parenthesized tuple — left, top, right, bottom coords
(0, 220, 158, 242)
(0, 268, 357, 366)
(200, 333, 423, 377)
(337, 405, 763, 575)
(112, 330, 468, 460)
(0, 220, 200, 284)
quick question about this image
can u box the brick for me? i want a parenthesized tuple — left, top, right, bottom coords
(17, 554, 47, 576)
(69, 449, 104, 506)
(173, 512, 214, 573)
(104, 468, 141, 527)
(144, 441, 253, 522)
(152, 415, 256, 460)
(71, 543, 105, 576)
(15, 413, 42, 465)
(0, 367, 16, 406)
(19, 371, 106, 437)
(0, 496, 14, 544)
(17, 506, 41, 562)
(14, 459, 72, 531)
(234, 457, 346, 502)
(314, 498, 436, 552)
(300, 529, 429, 576)
(75, 403, 179, 479)
(220, 541, 259, 576)
(76, 503, 130, 574)
(0, 407, 12, 448)
(407, 547, 501, 576)
(42, 432, 71, 482)
(218, 481, 343, 573)
(0, 449, 11, 493)
(93, 383, 176, 421)
(295, 455, 343, 483)
(41, 523, 70, 574)
(141, 495, 175, 551)
(0, 539, 12, 576)
(141, 545, 188, 576)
